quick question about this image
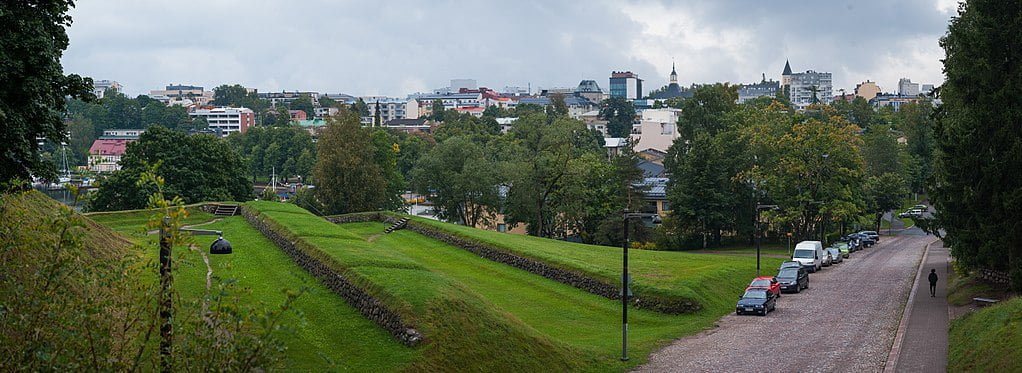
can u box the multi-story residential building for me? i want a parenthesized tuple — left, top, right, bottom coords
(289, 110, 308, 121)
(150, 84, 215, 106)
(87, 128, 142, 172)
(898, 78, 920, 96)
(410, 92, 483, 119)
(921, 84, 935, 95)
(737, 74, 780, 103)
(630, 108, 681, 153)
(362, 97, 417, 122)
(502, 86, 530, 96)
(92, 80, 122, 99)
(315, 107, 339, 119)
(610, 71, 643, 100)
(855, 81, 882, 101)
(871, 94, 924, 112)
(188, 107, 255, 137)
(781, 60, 833, 109)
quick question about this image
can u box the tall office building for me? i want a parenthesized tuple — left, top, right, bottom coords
(609, 71, 643, 100)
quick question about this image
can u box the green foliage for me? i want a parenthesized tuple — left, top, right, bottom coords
(89, 126, 252, 211)
(211, 84, 266, 112)
(312, 111, 392, 214)
(676, 83, 738, 139)
(934, 0, 1022, 290)
(831, 96, 878, 127)
(228, 125, 316, 182)
(430, 99, 445, 122)
(894, 101, 937, 194)
(411, 136, 499, 227)
(0, 0, 93, 183)
(502, 114, 601, 237)
(598, 97, 636, 137)
(290, 95, 316, 119)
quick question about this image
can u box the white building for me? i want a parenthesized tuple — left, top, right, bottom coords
(150, 84, 214, 106)
(362, 97, 417, 122)
(188, 107, 255, 137)
(782, 61, 833, 110)
(92, 80, 123, 99)
(630, 109, 681, 153)
(898, 78, 920, 96)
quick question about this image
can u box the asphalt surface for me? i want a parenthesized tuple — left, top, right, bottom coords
(636, 233, 938, 373)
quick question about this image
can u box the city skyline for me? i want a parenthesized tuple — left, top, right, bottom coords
(62, 1, 957, 97)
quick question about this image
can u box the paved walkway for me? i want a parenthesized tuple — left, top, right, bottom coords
(891, 240, 949, 372)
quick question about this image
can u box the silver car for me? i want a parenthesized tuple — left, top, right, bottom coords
(827, 247, 843, 264)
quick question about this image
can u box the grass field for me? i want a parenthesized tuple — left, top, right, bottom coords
(388, 213, 784, 308)
(86, 206, 216, 238)
(949, 297, 1022, 371)
(90, 208, 418, 371)
(249, 202, 784, 370)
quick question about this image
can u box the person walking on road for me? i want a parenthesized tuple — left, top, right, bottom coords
(928, 269, 938, 297)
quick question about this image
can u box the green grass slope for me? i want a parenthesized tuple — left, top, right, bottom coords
(89, 209, 418, 371)
(250, 202, 781, 371)
(369, 212, 774, 313)
(949, 297, 1022, 371)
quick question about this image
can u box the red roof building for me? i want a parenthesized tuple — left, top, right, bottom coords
(88, 138, 134, 172)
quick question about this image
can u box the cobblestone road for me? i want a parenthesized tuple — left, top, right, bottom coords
(635, 234, 937, 373)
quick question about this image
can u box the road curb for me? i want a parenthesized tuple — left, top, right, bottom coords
(884, 238, 939, 372)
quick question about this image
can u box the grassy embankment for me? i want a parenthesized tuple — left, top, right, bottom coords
(88, 207, 418, 371)
(949, 297, 1022, 371)
(250, 202, 783, 371)
(945, 264, 1021, 371)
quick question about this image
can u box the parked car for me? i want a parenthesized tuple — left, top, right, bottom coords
(736, 288, 777, 316)
(776, 267, 809, 293)
(898, 208, 924, 218)
(852, 232, 875, 247)
(838, 235, 862, 251)
(860, 230, 880, 243)
(792, 241, 825, 272)
(912, 204, 928, 210)
(780, 261, 803, 270)
(747, 276, 781, 298)
(821, 250, 834, 267)
(827, 247, 843, 264)
(831, 242, 851, 258)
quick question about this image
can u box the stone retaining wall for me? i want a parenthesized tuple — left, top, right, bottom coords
(326, 213, 700, 314)
(977, 268, 1010, 285)
(241, 207, 422, 346)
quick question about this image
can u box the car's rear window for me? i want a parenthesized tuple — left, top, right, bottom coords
(743, 290, 767, 299)
(777, 269, 798, 278)
(751, 279, 771, 287)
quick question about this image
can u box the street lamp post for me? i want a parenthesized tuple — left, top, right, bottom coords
(159, 216, 233, 373)
(755, 204, 779, 276)
(620, 210, 656, 362)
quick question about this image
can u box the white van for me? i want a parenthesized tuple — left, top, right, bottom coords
(792, 241, 825, 273)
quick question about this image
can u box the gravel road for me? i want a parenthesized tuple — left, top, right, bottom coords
(636, 234, 937, 373)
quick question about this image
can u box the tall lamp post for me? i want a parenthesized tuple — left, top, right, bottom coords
(159, 216, 233, 373)
(755, 204, 779, 276)
(620, 210, 656, 362)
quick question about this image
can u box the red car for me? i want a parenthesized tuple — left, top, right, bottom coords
(746, 276, 781, 298)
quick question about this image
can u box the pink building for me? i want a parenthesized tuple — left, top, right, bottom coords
(88, 138, 133, 172)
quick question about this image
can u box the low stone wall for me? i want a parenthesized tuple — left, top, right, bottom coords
(242, 207, 422, 346)
(977, 269, 1010, 285)
(326, 213, 700, 314)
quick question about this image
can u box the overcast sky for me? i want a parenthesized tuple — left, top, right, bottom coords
(61, 0, 959, 98)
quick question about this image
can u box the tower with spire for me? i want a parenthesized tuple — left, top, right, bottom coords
(670, 60, 678, 85)
(781, 59, 793, 86)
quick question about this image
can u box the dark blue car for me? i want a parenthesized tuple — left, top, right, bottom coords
(736, 288, 776, 316)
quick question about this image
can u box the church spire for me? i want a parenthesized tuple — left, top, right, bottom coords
(670, 59, 678, 84)
(782, 59, 792, 76)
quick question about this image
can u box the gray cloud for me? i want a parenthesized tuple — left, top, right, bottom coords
(61, 0, 954, 97)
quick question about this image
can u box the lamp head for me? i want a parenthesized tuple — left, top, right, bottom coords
(210, 236, 232, 255)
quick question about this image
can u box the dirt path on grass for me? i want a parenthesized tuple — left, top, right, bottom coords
(635, 233, 936, 372)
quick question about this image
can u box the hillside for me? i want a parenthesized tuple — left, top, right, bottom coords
(247, 201, 781, 370)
